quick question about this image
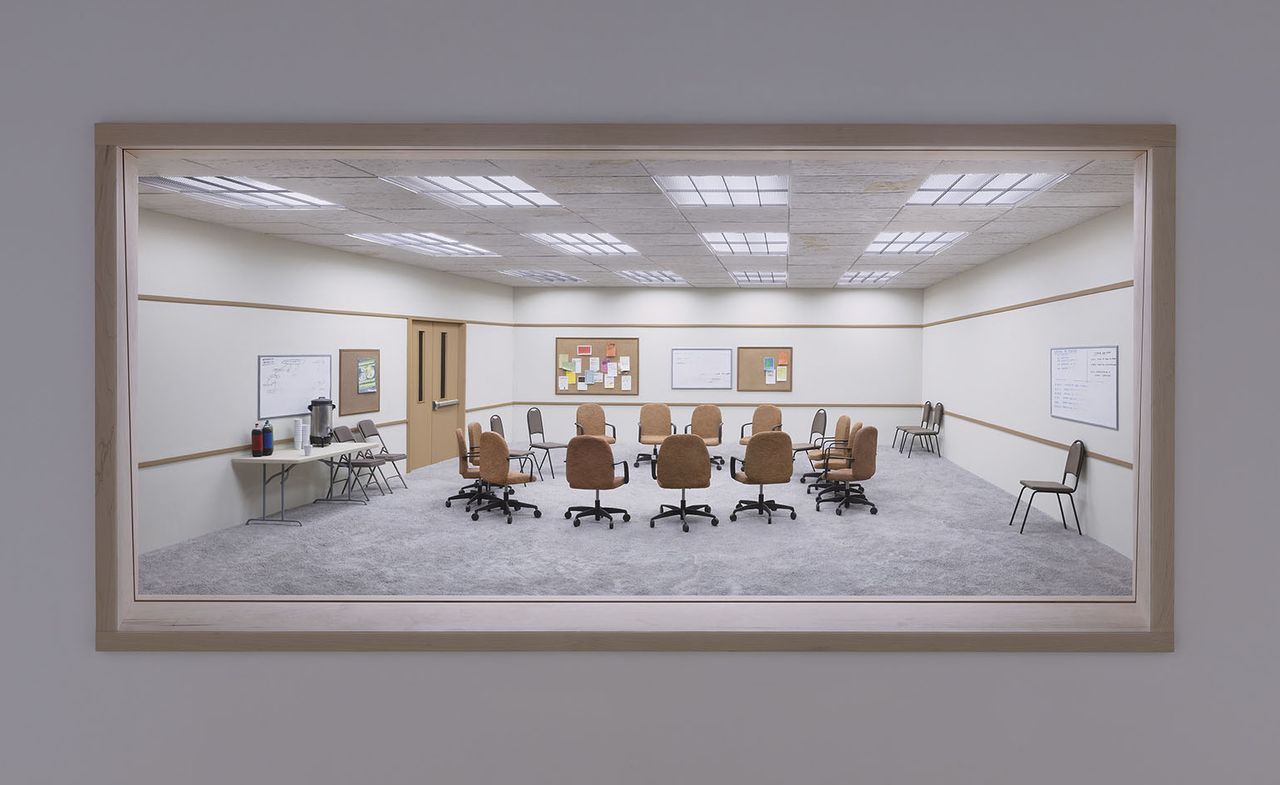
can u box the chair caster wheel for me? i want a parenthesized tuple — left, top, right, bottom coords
(711, 518, 719, 526)
(729, 513, 737, 521)
(564, 511, 571, 519)
(870, 507, 878, 515)
(649, 521, 655, 528)
(608, 522, 614, 530)
(533, 509, 542, 518)
(573, 520, 580, 527)
(471, 513, 479, 521)
(836, 508, 843, 516)
(623, 514, 631, 521)
(445, 501, 451, 508)
(506, 516, 513, 524)
(682, 523, 689, 532)
(790, 511, 797, 520)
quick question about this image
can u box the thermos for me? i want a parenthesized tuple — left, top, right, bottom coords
(251, 422, 263, 457)
(308, 397, 336, 446)
(262, 420, 274, 456)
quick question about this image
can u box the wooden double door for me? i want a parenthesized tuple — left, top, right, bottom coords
(406, 320, 464, 470)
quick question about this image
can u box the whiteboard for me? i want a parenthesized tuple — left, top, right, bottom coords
(671, 348, 733, 390)
(1050, 346, 1119, 429)
(258, 354, 332, 419)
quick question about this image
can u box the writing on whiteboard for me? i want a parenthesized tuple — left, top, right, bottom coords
(671, 348, 733, 390)
(1050, 346, 1118, 429)
(259, 354, 332, 419)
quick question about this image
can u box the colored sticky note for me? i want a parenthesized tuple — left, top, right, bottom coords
(566, 371, 576, 385)
(606, 342, 617, 357)
(778, 350, 790, 365)
(764, 356, 775, 370)
(577, 344, 593, 356)
(558, 353, 571, 370)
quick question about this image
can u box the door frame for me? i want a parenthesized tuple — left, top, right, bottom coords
(406, 318, 467, 470)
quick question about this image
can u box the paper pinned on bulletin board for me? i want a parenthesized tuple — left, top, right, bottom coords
(605, 376, 616, 389)
(763, 356, 776, 371)
(566, 371, 577, 385)
(558, 376, 569, 391)
(765, 369, 777, 385)
(577, 380, 588, 391)
(776, 365, 788, 383)
(558, 353, 572, 371)
(621, 375, 633, 391)
(606, 342, 618, 357)
(589, 356, 600, 373)
(573, 358, 583, 374)
(619, 355, 631, 373)
(356, 356, 378, 394)
(778, 349, 790, 365)
(577, 344, 593, 356)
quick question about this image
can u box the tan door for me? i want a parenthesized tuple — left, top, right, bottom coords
(407, 320, 465, 471)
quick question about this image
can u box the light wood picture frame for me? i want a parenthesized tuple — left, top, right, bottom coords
(95, 123, 1175, 652)
(553, 337, 639, 395)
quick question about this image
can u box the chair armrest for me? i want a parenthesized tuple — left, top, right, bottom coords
(740, 423, 751, 438)
(683, 423, 692, 433)
(730, 456, 744, 478)
(650, 456, 658, 480)
(575, 422, 585, 435)
(670, 424, 677, 434)
(771, 423, 783, 431)
(605, 422, 617, 437)
(615, 460, 630, 485)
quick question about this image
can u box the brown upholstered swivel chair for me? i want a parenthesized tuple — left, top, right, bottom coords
(526, 406, 567, 479)
(808, 419, 862, 495)
(801, 413, 848, 485)
(900, 402, 943, 457)
(739, 403, 783, 445)
(815, 425, 879, 515)
(730, 431, 796, 522)
(466, 421, 483, 469)
(684, 403, 725, 469)
(445, 428, 485, 509)
(564, 436, 631, 528)
(575, 403, 617, 444)
(356, 419, 408, 489)
(634, 402, 675, 469)
(1009, 440, 1085, 535)
(471, 432, 541, 524)
(893, 401, 932, 449)
(649, 434, 717, 532)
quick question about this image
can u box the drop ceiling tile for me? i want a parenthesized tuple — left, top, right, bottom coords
(198, 159, 372, 178)
(892, 205, 1011, 223)
(262, 176, 393, 195)
(1049, 174, 1134, 193)
(640, 159, 790, 176)
(502, 160, 652, 178)
(791, 192, 909, 210)
(533, 176, 662, 194)
(1075, 159, 1140, 175)
(350, 208, 500, 226)
(687, 220, 789, 234)
(335, 158, 508, 177)
(674, 207, 789, 223)
(552, 193, 675, 209)
(791, 175, 922, 193)
(791, 160, 935, 176)
(134, 158, 221, 177)
(222, 221, 332, 235)
(882, 218, 989, 233)
(932, 159, 1090, 175)
(847, 261, 919, 272)
(791, 233, 879, 253)
(1019, 191, 1132, 208)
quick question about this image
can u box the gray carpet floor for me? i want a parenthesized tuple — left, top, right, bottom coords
(138, 446, 1132, 597)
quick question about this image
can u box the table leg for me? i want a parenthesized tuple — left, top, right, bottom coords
(246, 464, 303, 526)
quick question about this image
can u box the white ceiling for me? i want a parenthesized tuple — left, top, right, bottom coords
(135, 152, 1135, 289)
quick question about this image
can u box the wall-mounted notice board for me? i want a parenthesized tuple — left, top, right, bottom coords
(258, 354, 332, 419)
(671, 348, 733, 390)
(1050, 345, 1119, 429)
(737, 346, 793, 392)
(339, 348, 380, 416)
(554, 337, 640, 395)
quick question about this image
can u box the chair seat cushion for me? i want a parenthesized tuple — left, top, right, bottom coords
(509, 449, 532, 457)
(738, 437, 752, 446)
(699, 436, 721, 446)
(639, 435, 666, 445)
(531, 441, 567, 450)
(508, 472, 534, 485)
(1020, 480, 1073, 493)
(733, 470, 750, 483)
(901, 427, 938, 435)
(460, 467, 481, 479)
(610, 475, 626, 489)
(379, 452, 407, 461)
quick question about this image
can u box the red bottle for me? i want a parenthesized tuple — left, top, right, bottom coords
(251, 422, 263, 457)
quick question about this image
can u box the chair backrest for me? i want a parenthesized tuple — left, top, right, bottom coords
(332, 424, 355, 443)
(1064, 440, 1086, 487)
(526, 407, 546, 440)
(356, 419, 378, 440)
(847, 425, 879, 482)
(466, 421, 483, 465)
(920, 401, 933, 427)
(655, 434, 711, 490)
(751, 404, 783, 434)
(742, 431, 794, 485)
(833, 414, 851, 443)
(454, 428, 471, 474)
(927, 402, 944, 429)
(808, 408, 828, 444)
(690, 404, 722, 440)
(565, 435, 618, 491)
(478, 431, 512, 484)
(639, 403, 672, 436)
(576, 403, 607, 436)
(489, 414, 505, 437)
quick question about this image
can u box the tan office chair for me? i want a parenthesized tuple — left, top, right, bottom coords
(634, 402, 675, 469)
(739, 404, 782, 445)
(470, 432, 541, 524)
(900, 402, 943, 457)
(466, 421, 483, 469)
(808, 418, 861, 494)
(526, 406, 567, 479)
(684, 403, 725, 469)
(650, 434, 717, 532)
(355, 419, 407, 490)
(575, 403, 617, 444)
(815, 425, 879, 515)
(445, 428, 485, 510)
(730, 431, 796, 522)
(802, 412, 847, 485)
(1009, 439, 1085, 535)
(564, 436, 631, 528)
(893, 401, 932, 450)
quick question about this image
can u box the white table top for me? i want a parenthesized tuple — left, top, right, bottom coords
(231, 441, 378, 465)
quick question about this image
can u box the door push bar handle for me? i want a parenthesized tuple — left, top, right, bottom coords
(432, 399, 459, 410)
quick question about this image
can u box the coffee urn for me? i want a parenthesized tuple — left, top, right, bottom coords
(307, 397, 335, 446)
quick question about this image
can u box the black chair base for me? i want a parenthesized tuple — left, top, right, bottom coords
(471, 487, 541, 524)
(565, 504, 631, 529)
(1009, 487, 1081, 535)
(445, 479, 485, 509)
(649, 496, 718, 533)
(729, 490, 796, 523)
(709, 454, 725, 470)
(633, 446, 659, 469)
(815, 483, 877, 515)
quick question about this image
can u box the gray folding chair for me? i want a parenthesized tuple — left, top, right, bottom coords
(1009, 440, 1085, 535)
(356, 419, 408, 489)
(901, 402, 943, 457)
(894, 401, 932, 449)
(489, 414, 537, 478)
(526, 406, 567, 479)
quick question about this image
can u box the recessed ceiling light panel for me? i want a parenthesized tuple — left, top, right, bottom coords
(701, 231, 788, 256)
(730, 271, 788, 287)
(525, 232, 637, 255)
(613, 270, 687, 285)
(500, 269, 586, 284)
(140, 175, 338, 209)
(839, 270, 901, 286)
(383, 175, 559, 207)
(653, 175, 789, 207)
(863, 231, 968, 256)
(906, 172, 1068, 207)
(348, 232, 498, 257)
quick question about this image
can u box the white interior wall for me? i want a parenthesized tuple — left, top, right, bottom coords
(922, 207, 1135, 557)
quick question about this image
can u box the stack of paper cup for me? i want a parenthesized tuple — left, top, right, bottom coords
(294, 419, 311, 454)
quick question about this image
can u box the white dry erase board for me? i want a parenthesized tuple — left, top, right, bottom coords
(671, 348, 733, 390)
(1049, 346, 1119, 429)
(258, 354, 332, 419)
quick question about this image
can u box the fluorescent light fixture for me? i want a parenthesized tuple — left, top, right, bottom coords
(382, 175, 559, 207)
(613, 270, 687, 285)
(731, 271, 788, 287)
(839, 270, 901, 286)
(906, 172, 1068, 207)
(863, 231, 968, 256)
(653, 175, 789, 207)
(500, 270, 586, 284)
(348, 232, 498, 257)
(525, 232, 638, 255)
(140, 175, 338, 209)
(701, 231, 789, 256)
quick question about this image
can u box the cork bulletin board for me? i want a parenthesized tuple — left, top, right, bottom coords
(737, 346, 793, 392)
(339, 348, 381, 415)
(554, 337, 640, 395)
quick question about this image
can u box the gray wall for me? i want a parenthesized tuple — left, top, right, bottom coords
(1, 1, 1275, 782)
